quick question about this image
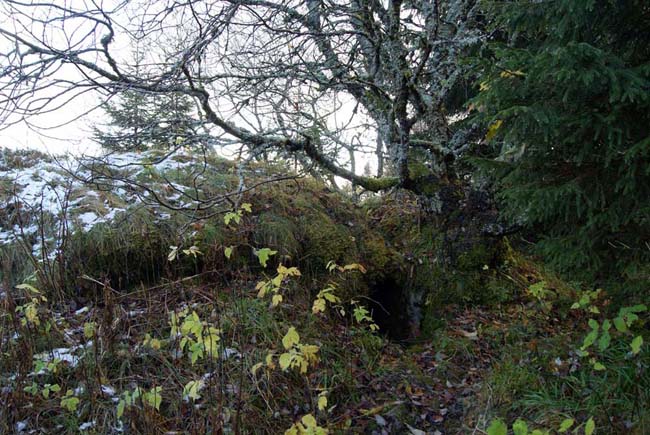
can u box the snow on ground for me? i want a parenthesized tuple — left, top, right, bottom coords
(32, 342, 93, 371)
(0, 148, 208, 258)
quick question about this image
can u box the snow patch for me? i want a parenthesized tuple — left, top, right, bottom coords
(79, 421, 96, 431)
(101, 385, 116, 396)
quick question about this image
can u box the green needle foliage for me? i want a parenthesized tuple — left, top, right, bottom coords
(471, 0, 650, 281)
(94, 90, 197, 152)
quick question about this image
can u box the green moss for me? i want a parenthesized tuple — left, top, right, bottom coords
(253, 213, 301, 259)
(359, 176, 400, 192)
(360, 234, 395, 279)
(1, 156, 403, 302)
(300, 213, 358, 272)
(65, 208, 193, 292)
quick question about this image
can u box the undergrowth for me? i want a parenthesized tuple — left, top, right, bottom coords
(0, 150, 647, 434)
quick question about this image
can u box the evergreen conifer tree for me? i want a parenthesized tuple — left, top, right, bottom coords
(94, 89, 196, 152)
(472, 0, 650, 280)
(93, 47, 198, 153)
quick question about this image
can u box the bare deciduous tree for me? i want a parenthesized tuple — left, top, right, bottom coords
(0, 0, 483, 193)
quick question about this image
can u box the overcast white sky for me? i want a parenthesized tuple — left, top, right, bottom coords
(0, 0, 379, 178)
(0, 98, 100, 154)
(0, 0, 128, 155)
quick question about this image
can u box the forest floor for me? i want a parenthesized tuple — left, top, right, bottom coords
(0, 271, 591, 434)
(1, 148, 647, 434)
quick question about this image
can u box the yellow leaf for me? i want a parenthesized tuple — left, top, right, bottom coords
(240, 203, 252, 213)
(272, 294, 283, 307)
(318, 393, 328, 411)
(16, 283, 41, 294)
(25, 304, 39, 325)
(257, 282, 269, 298)
(251, 362, 263, 375)
(342, 263, 367, 273)
(143, 333, 162, 350)
(312, 298, 326, 314)
(278, 265, 301, 277)
(83, 322, 96, 339)
(182, 245, 203, 257)
(299, 356, 308, 374)
(485, 119, 503, 141)
(265, 353, 276, 370)
(301, 414, 318, 428)
(300, 344, 320, 358)
(279, 352, 292, 370)
(323, 292, 340, 303)
(500, 69, 525, 78)
(282, 327, 300, 350)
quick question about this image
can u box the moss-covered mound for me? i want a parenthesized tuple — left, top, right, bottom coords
(0, 149, 396, 297)
(0, 148, 515, 340)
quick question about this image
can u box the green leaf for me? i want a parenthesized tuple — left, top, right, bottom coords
(117, 400, 125, 418)
(513, 418, 529, 435)
(630, 335, 643, 355)
(585, 417, 595, 435)
(224, 211, 241, 226)
(592, 361, 606, 371)
(613, 317, 627, 332)
(224, 246, 234, 259)
(558, 418, 574, 432)
(240, 203, 252, 213)
(282, 327, 299, 350)
(183, 380, 203, 401)
(581, 329, 598, 350)
(528, 281, 546, 298)
(144, 386, 162, 410)
(255, 248, 277, 267)
(628, 304, 647, 313)
(323, 292, 340, 303)
(486, 419, 507, 435)
(61, 396, 79, 412)
(624, 312, 639, 326)
(597, 330, 611, 351)
(588, 319, 599, 330)
(601, 319, 611, 331)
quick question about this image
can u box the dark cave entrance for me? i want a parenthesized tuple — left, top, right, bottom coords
(366, 276, 412, 341)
